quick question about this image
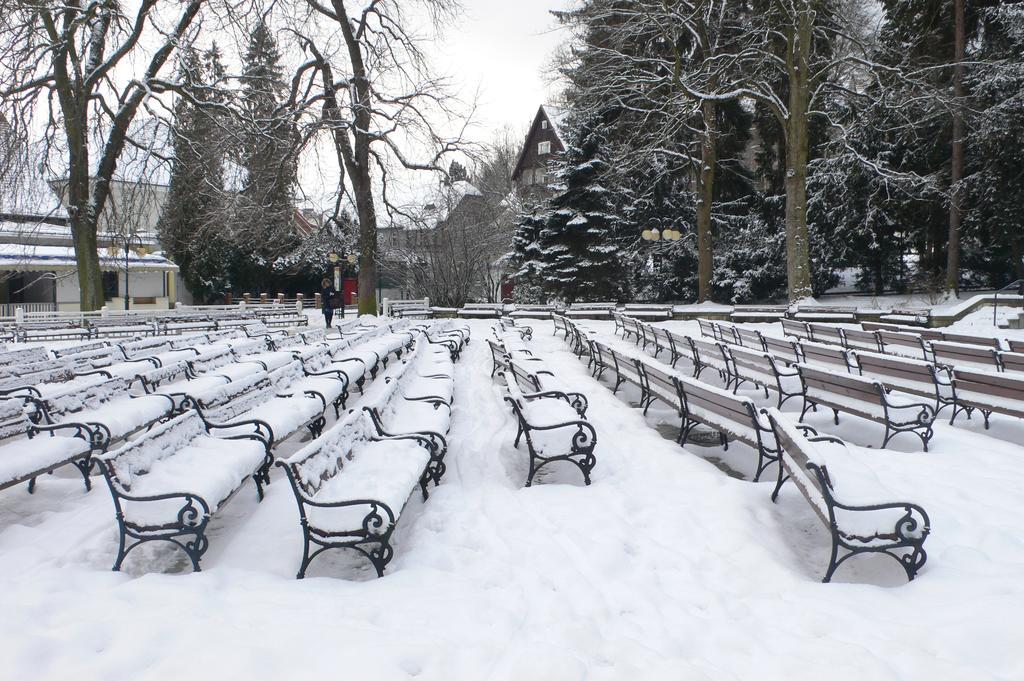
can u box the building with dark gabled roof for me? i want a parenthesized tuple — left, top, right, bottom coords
(511, 104, 568, 191)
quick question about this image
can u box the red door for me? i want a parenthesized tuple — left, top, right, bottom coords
(342, 278, 358, 306)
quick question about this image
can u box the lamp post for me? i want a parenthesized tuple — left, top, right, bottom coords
(327, 251, 341, 290)
(121, 233, 142, 311)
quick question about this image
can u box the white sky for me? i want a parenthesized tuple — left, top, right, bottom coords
(433, 0, 568, 143)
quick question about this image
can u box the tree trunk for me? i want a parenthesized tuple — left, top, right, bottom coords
(1012, 235, 1023, 279)
(946, 0, 966, 295)
(784, 8, 814, 302)
(66, 122, 105, 311)
(696, 98, 717, 303)
(353, 173, 378, 315)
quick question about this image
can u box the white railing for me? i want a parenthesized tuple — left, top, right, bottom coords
(0, 302, 58, 317)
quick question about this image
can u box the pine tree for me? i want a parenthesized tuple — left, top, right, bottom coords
(159, 44, 236, 301)
(508, 210, 547, 303)
(235, 18, 298, 291)
(537, 113, 624, 303)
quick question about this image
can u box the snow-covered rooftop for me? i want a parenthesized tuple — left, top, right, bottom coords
(0, 243, 178, 271)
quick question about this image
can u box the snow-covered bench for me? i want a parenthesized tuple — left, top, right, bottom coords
(457, 303, 504, 319)
(23, 375, 176, 451)
(680, 335, 732, 385)
(717, 322, 768, 353)
(622, 303, 673, 321)
(850, 351, 953, 417)
(96, 410, 271, 572)
(184, 364, 329, 453)
(618, 348, 779, 481)
(766, 410, 930, 582)
(157, 314, 218, 335)
(796, 364, 935, 450)
(0, 346, 50, 367)
(877, 330, 932, 361)
(1001, 351, 1024, 374)
(781, 318, 812, 340)
(931, 341, 1002, 372)
(727, 345, 804, 409)
(500, 369, 596, 487)
(497, 317, 532, 341)
(838, 327, 881, 352)
(506, 358, 588, 417)
(730, 305, 787, 322)
(362, 346, 453, 486)
(0, 397, 97, 495)
(762, 335, 804, 366)
(563, 302, 617, 320)
(87, 317, 156, 338)
(790, 305, 858, 323)
(15, 320, 92, 343)
(797, 340, 860, 374)
(645, 324, 684, 366)
(0, 355, 77, 393)
(806, 322, 845, 347)
(552, 313, 572, 338)
(508, 303, 556, 320)
(276, 410, 434, 578)
(946, 367, 1024, 429)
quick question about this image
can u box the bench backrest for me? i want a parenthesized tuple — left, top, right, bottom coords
(198, 373, 274, 419)
(39, 376, 129, 418)
(781, 318, 810, 339)
(877, 330, 929, 359)
(798, 364, 881, 403)
(696, 318, 719, 340)
(730, 326, 765, 351)
(687, 336, 729, 366)
(507, 359, 545, 393)
(999, 351, 1024, 374)
(187, 347, 234, 375)
(940, 331, 1001, 349)
(569, 302, 616, 310)
(840, 327, 880, 352)
(763, 335, 802, 365)
(281, 410, 376, 497)
(641, 358, 682, 406)
(137, 361, 192, 389)
(294, 343, 334, 373)
(951, 367, 1024, 403)
(807, 323, 844, 346)
(1007, 339, 1024, 354)
(99, 410, 208, 491)
(862, 321, 900, 332)
(728, 345, 777, 379)
(854, 351, 936, 388)
(0, 346, 49, 367)
(931, 341, 1001, 371)
(52, 341, 109, 359)
(765, 410, 832, 524)
(623, 304, 672, 312)
(715, 323, 741, 345)
(119, 336, 173, 358)
(674, 373, 759, 435)
(0, 397, 32, 440)
(798, 340, 856, 373)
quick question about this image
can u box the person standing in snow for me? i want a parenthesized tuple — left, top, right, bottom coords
(320, 278, 336, 328)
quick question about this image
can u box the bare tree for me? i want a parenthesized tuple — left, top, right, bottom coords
(0, 0, 204, 310)
(283, 0, 470, 314)
(382, 179, 509, 306)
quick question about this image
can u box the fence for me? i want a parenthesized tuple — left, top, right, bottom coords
(0, 302, 58, 317)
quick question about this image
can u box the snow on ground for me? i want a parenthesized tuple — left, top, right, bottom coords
(0, 318, 1022, 680)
